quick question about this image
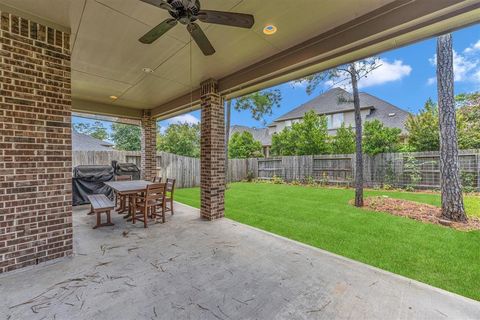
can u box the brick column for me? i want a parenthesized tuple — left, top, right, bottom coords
(141, 110, 157, 181)
(0, 11, 72, 272)
(200, 79, 225, 220)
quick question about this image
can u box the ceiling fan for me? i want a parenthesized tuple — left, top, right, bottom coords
(139, 0, 255, 56)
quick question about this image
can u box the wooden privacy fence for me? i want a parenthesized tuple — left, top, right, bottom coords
(73, 151, 249, 188)
(73, 150, 480, 191)
(254, 150, 480, 191)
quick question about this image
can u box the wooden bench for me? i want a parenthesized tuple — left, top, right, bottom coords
(87, 194, 115, 229)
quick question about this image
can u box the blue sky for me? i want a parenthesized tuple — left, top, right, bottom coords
(73, 24, 480, 133)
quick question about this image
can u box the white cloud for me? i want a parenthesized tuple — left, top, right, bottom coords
(474, 69, 480, 83)
(428, 47, 479, 83)
(166, 114, 200, 125)
(427, 77, 436, 85)
(464, 39, 480, 53)
(324, 78, 351, 92)
(357, 59, 412, 88)
(452, 50, 477, 81)
(323, 58, 412, 90)
(289, 79, 308, 88)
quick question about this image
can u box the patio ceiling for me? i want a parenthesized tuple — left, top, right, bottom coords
(1, 0, 480, 120)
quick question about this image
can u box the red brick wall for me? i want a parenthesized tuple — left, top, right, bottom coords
(141, 110, 157, 181)
(200, 79, 225, 220)
(0, 11, 72, 272)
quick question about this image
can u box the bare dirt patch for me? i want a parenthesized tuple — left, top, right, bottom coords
(359, 196, 480, 231)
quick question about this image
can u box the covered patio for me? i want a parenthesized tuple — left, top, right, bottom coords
(1, 0, 480, 317)
(1, 203, 479, 319)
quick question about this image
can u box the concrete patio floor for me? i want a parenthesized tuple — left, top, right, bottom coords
(1, 203, 480, 320)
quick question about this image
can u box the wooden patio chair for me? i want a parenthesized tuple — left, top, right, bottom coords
(165, 178, 176, 215)
(114, 175, 131, 213)
(132, 183, 166, 228)
(152, 176, 162, 183)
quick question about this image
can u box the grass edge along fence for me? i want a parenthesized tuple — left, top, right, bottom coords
(73, 150, 480, 191)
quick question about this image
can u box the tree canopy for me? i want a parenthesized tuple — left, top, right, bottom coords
(157, 122, 200, 157)
(330, 124, 355, 154)
(271, 111, 330, 156)
(406, 93, 480, 152)
(234, 89, 282, 124)
(228, 131, 263, 158)
(456, 92, 480, 150)
(363, 119, 402, 156)
(111, 123, 141, 151)
(73, 121, 109, 141)
(405, 98, 440, 152)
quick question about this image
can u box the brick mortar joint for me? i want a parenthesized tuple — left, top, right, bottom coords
(0, 10, 71, 50)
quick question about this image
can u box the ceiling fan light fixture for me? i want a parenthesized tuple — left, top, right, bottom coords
(139, 0, 255, 55)
(109, 95, 118, 100)
(142, 67, 154, 73)
(263, 25, 277, 35)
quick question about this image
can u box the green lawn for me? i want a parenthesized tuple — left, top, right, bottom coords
(175, 182, 480, 301)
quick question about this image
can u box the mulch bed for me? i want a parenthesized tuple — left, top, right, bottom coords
(359, 196, 480, 231)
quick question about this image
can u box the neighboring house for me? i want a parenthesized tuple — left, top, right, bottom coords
(229, 125, 272, 157)
(232, 88, 410, 157)
(72, 130, 114, 151)
(268, 87, 410, 136)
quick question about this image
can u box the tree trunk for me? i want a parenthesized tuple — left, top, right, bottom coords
(225, 99, 232, 186)
(436, 34, 467, 222)
(350, 64, 364, 207)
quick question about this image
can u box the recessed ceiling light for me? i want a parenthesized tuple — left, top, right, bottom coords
(263, 25, 277, 35)
(142, 67, 154, 73)
(110, 95, 118, 100)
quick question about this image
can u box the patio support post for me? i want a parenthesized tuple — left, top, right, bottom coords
(141, 110, 157, 181)
(200, 79, 225, 220)
(0, 10, 73, 272)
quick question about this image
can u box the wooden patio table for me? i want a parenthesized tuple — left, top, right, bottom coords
(104, 180, 154, 220)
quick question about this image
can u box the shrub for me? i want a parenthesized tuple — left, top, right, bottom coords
(271, 175, 284, 184)
(384, 160, 396, 186)
(461, 172, 476, 193)
(304, 176, 315, 186)
(404, 154, 421, 191)
(319, 172, 329, 186)
(270, 111, 330, 156)
(229, 131, 263, 158)
(404, 185, 415, 192)
(246, 170, 255, 182)
(383, 184, 394, 190)
(363, 119, 402, 156)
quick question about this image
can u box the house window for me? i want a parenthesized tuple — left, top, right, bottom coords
(285, 120, 292, 127)
(327, 113, 344, 129)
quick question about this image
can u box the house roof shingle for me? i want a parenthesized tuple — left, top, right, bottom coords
(229, 125, 272, 146)
(269, 87, 410, 132)
(72, 131, 114, 151)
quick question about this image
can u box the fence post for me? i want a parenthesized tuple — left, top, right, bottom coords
(308, 156, 315, 179)
(477, 153, 480, 192)
(351, 153, 356, 186)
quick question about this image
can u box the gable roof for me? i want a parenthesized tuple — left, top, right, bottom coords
(361, 92, 410, 133)
(271, 87, 407, 121)
(72, 131, 114, 151)
(230, 125, 272, 146)
(269, 87, 410, 132)
(270, 88, 365, 124)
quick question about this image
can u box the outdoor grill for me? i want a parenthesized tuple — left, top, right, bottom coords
(72, 165, 115, 206)
(114, 162, 141, 181)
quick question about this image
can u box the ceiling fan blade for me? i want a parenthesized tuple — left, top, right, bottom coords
(140, 0, 174, 11)
(187, 23, 215, 56)
(197, 10, 254, 29)
(139, 19, 177, 44)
